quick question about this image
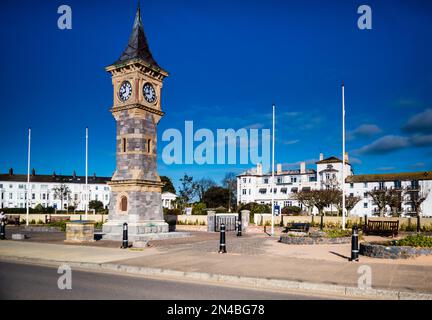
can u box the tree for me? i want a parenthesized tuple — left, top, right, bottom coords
(195, 178, 217, 202)
(178, 174, 198, 208)
(335, 192, 361, 216)
(53, 184, 71, 211)
(294, 190, 316, 215)
(202, 186, 230, 208)
(367, 189, 390, 217)
(222, 172, 237, 212)
(407, 189, 427, 217)
(238, 202, 271, 214)
(160, 176, 176, 194)
(89, 200, 104, 212)
(388, 189, 403, 217)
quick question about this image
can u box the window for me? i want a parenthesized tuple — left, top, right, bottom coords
(122, 138, 127, 153)
(264, 178, 269, 184)
(248, 189, 251, 195)
(364, 192, 368, 198)
(42, 194, 46, 200)
(147, 139, 151, 153)
(350, 193, 354, 197)
(363, 182, 368, 188)
(363, 203, 368, 208)
(18, 184, 24, 189)
(32, 193, 35, 200)
(9, 193, 13, 200)
(248, 178, 251, 183)
(120, 196, 128, 211)
(394, 180, 401, 189)
(242, 178, 246, 183)
(350, 183, 354, 189)
(0, 184, 3, 188)
(242, 189, 247, 195)
(291, 177, 297, 183)
(379, 182, 385, 190)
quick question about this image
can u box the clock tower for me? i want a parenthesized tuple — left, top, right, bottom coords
(102, 5, 169, 240)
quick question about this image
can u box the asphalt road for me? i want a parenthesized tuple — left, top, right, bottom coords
(0, 261, 326, 300)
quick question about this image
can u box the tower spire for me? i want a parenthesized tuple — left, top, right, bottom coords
(113, 4, 161, 69)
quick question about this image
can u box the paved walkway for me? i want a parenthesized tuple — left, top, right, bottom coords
(1, 231, 432, 295)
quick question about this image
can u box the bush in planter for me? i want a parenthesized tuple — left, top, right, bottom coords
(394, 234, 432, 247)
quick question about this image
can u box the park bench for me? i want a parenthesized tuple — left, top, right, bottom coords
(283, 222, 310, 233)
(47, 216, 70, 223)
(364, 220, 399, 237)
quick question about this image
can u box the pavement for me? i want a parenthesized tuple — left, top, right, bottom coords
(1, 229, 432, 299)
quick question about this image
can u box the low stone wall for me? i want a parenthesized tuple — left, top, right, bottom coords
(360, 242, 432, 259)
(255, 214, 432, 228)
(279, 234, 351, 245)
(6, 213, 108, 223)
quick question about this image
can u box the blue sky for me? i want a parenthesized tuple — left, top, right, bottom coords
(1, 0, 432, 191)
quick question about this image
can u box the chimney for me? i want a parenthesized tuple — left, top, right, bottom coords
(73, 170, 77, 178)
(8, 168, 13, 176)
(319, 153, 324, 161)
(300, 162, 306, 174)
(256, 163, 262, 175)
(52, 171, 56, 177)
(31, 168, 36, 176)
(277, 164, 282, 174)
(344, 152, 349, 163)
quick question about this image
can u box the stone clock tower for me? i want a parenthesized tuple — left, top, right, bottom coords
(102, 5, 169, 240)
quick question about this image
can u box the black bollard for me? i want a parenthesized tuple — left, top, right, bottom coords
(320, 214, 324, 230)
(350, 225, 359, 262)
(0, 220, 5, 240)
(237, 212, 242, 237)
(45, 214, 48, 224)
(121, 222, 128, 249)
(219, 223, 227, 253)
(417, 214, 421, 233)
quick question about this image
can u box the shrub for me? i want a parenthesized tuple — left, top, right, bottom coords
(394, 234, 432, 247)
(49, 221, 67, 232)
(30, 219, 36, 225)
(324, 229, 351, 238)
(281, 206, 301, 215)
(192, 202, 207, 215)
(165, 208, 182, 215)
(37, 219, 44, 225)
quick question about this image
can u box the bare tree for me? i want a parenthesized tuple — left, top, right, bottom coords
(196, 178, 217, 202)
(53, 184, 71, 211)
(335, 192, 361, 216)
(406, 190, 427, 217)
(294, 190, 316, 215)
(367, 189, 390, 217)
(388, 189, 403, 217)
(222, 172, 237, 212)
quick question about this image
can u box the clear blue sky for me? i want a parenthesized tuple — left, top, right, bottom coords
(1, 0, 432, 191)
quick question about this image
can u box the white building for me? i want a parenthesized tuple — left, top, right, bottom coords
(237, 153, 432, 216)
(0, 168, 111, 211)
(161, 192, 177, 209)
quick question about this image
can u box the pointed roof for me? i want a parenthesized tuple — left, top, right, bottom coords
(112, 4, 162, 71)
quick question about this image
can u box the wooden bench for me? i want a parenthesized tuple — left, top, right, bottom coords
(47, 216, 71, 223)
(364, 220, 399, 237)
(283, 222, 310, 233)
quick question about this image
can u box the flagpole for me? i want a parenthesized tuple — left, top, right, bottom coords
(85, 127, 88, 220)
(26, 128, 31, 227)
(271, 104, 275, 236)
(342, 83, 346, 230)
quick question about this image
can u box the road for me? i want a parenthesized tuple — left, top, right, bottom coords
(0, 261, 326, 300)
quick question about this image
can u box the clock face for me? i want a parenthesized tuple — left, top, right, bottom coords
(118, 81, 132, 102)
(143, 83, 157, 103)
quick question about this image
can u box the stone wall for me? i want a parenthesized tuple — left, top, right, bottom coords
(360, 242, 432, 259)
(5, 213, 108, 223)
